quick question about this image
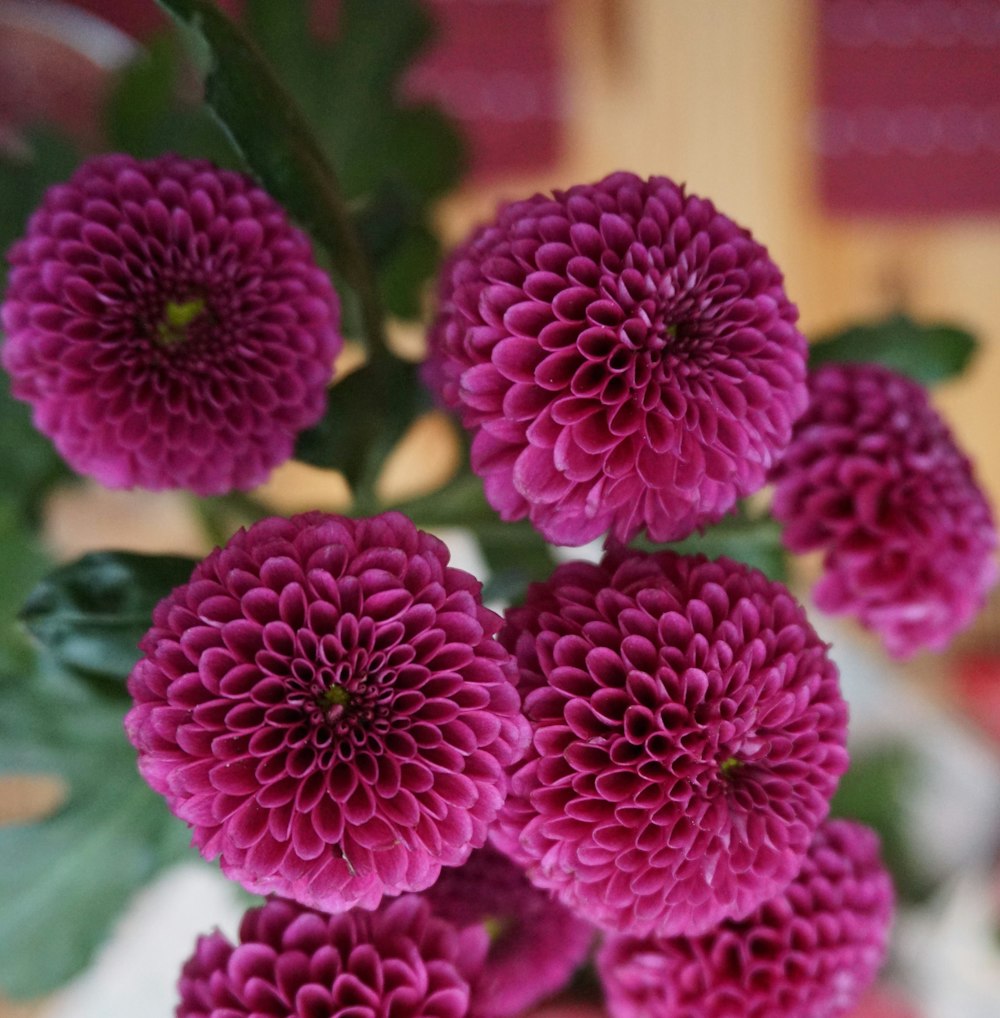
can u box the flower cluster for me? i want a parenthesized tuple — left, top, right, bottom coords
(177, 894, 488, 1018)
(1, 153, 936, 1017)
(424, 171, 808, 547)
(492, 547, 849, 938)
(770, 362, 998, 657)
(597, 820, 894, 1018)
(1, 153, 341, 495)
(125, 511, 529, 913)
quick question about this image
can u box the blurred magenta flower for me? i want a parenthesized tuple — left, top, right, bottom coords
(424, 171, 807, 546)
(770, 362, 998, 657)
(492, 548, 848, 937)
(598, 820, 893, 1018)
(126, 511, 529, 912)
(424, 845, 594, 1018)
(2, 153, 341, 494)
(177, 894, 488, 1018)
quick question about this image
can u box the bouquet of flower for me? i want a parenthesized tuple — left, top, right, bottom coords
(0, 3, 994, 1016)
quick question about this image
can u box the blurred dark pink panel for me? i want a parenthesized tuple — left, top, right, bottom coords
(68, 0, 564, 180)
(815, 0, 1000, 216)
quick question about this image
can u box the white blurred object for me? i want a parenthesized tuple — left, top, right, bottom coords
(817, 613, 1000, 883)
(897, 873, 1000, 1018)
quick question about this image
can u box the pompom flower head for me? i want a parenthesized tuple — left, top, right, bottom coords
(424, 844, 594, 1018)
(769, 362, 998, 658)
(597, 819, 894, 1018)
(125, 511, 529, 912)
(493, 548, 848, 938)
(424, 171, 807, 546)
(1, 153, 341, 494)
(177, 894, 488, 1018)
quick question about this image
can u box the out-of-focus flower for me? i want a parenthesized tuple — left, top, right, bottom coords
(424, 844, 594, 1018)
(847, 984, 920, 1018)
(770, 362, 998, 658)
(125, 511, 529, 913)
(423, 171, 807, 546)
(597, 820, 894, 1018)
(493, 548, 848, 938)
(1, 153, 340, 494)
(177, 894, 488, 1018)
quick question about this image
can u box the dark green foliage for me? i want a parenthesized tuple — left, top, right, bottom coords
(0, 654, 192, 997)
(21, 551, 198, 682)
(810, 313, 978, 386)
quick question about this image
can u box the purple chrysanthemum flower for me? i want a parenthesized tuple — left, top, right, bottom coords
(1, 153, 341, 494)
(423, 171, 807, 546)
(492, 548, 848, 938)
(424, 845, 594, 1018)
(769, 362, 998, 658)
(125, 511, 530, 912)
(597, 819, 894, 1018)
(177, 894, 488, 1018)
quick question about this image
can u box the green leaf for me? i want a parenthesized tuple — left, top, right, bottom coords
(809, 313, 978, 385)
(170, 0, 465, 323)
(20, 552, 198, 682)
(829, 743, 933, 903)
(0, 656, 191, 998)
(104, 31, 238, 165)
(636, 512, 789, 582)
(0, 128, 79, 258)
(153, 0, 387, 354)
(0, 373, 78, 528)
(295, 359, 422, 496)
(0, 504, 50, 676)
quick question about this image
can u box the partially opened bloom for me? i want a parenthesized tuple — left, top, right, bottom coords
(177, 894, 488, 1018)
(126, 511, 529, 912)
(597, 820, 894, 1018)
(424, 171, 807, 546)
(1, 153, 340, 494)
(770, 362, 998, 658)
(424, 845, 594, 1018)
(493, 548, 848, 938)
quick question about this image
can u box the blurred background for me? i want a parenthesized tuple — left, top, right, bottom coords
(1, 1, 1000, 1016)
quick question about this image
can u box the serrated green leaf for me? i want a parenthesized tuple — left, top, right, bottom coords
(20, 551, 198, 682)
(0, 654, 191, 998)
(809, 313, 978, 385)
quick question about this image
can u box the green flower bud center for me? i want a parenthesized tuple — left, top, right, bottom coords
(156, 297, 206, 347)
(320, 685, 351, 710)
(483, 914, 511, 943)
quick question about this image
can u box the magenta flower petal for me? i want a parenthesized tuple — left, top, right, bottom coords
(178, 894, 489, 1018)
(597, 820, 894, 1018)
(1, 153, 341, 495)
(125, 511, 530, 912)
(424, 845, 594, 1018)
(770, 362, 998, 658)
(423, 171, 807, 546)
(492, 548, 848, 938)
